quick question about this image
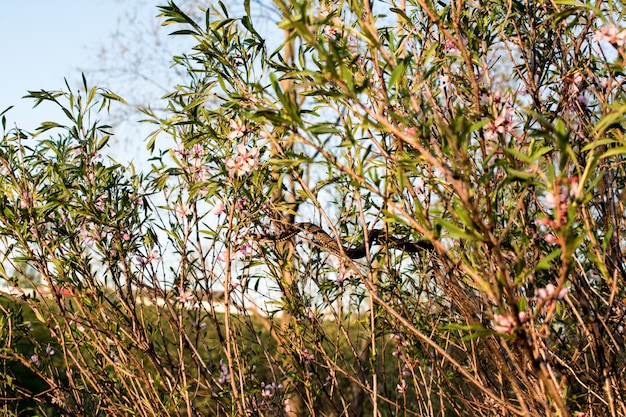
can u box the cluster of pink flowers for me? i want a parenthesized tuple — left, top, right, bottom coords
(218, 239, 254, 263)
(536, 283, 569, 302)
(593, 24, 626, 46)
(80, 223, 102, 247)
(225, 143, 259, 177)
(135, 248, 162, 267)
(335, 262, 354, 286)
(492, 312, 529, 334)
(227, 117, 246, 140)
(484, 105, 516, 141)
(444, 36, 467, 56)
(217, 359, 230, 384)
(211, 201, 226, 215)
(492, 284, 568, 334)
(299, 348, 315, 365)
(174, 143, 211, 183)
(538, 177, 579, 243)
(261, 382, 283, 400)
(173, 203, 192, 220)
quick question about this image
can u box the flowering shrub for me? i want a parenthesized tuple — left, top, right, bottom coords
(2, 1, 626, 416)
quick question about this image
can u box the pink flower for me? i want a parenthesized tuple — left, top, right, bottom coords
(191, 143, 205, 157)
(30, 354, 41, 367)
(405, 127, 418, 136)
(396, 379, 407, 393)
(492, 314, 515, 334)
(518, 311, 529, 324)
(543, 191, 557, 210)
(227, 117, 246, 140)
(174, 143, 190, 158)
(80, 224, 100, 247)
(175, 289, 195, 303)
(69, 312, 85, 332)
(336, 262, 354, 286)
(7, 286, 25, 296)
(593, 24, 626, 46)
(323, 25, 340, 38)
(218, 249, 237, 262)
(136, 249, 162, 266)
(174, 203, 192, 219)
(46, 345, 55, 356)
(95, 194, 106, 211)
(211, 201, 226, 215)
(544, 234, 558, 244)
(485, 106, 516, 141)
(238, 241, 254, 256)
(537, 283, 568, 301)
(225, 144, 259, 177)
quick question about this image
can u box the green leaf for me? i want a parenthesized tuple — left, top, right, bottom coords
(599, 146, 626, 160)
(434, 219, 478, 241)
(388, 61, 406, 87)
(535, 248, 561, 271)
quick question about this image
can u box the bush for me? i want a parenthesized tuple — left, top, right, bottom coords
(2, 1, 626, 416)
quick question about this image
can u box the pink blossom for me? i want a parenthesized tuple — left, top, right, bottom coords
(485, 106, 516, 141)
(80, 224, 100, 247)
(191, 143, 205, 157)
(174, 143, 190, 158)
(218, 249, 237, 262)
(413, 178, 425, 195)
(444, 39, 459, 54)
(135, 249, 162, 266)
(174, 203, 192, 219)
(19, 193, 30, 209)
(518, 311, 529, 324)
(218, 359, 230, 384)
(593, 24, 626, 46)
(396, 379, 407, 393)
(55, 285, 73, 297)
(227, 117, 246, 140)
(544, 191, 556, 209)
(544, 234, 558, 244)
(175, 289, 195, 303)
(323, 25, 340, 38)
(225, 145, 259, 177)
(7, 286, 25, 296)
(46, 345, 55, 356)
(211, 201, 226, 215)
(300, 348, 315, 365)
(30, 354, 41, 367)
(69, 312, 85, 332)
(599, 77, 609, 89)
(492, 314, 515, 334)
(336, 262, 354, 286)
(238, 241, 254, 256)
(537, 283, 569, 301)
(95, 195, 106, 211)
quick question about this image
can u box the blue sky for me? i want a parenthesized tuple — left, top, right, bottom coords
(0, 1, 129, 131)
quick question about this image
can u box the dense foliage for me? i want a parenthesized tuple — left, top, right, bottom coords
(2, 0, 626, 416)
